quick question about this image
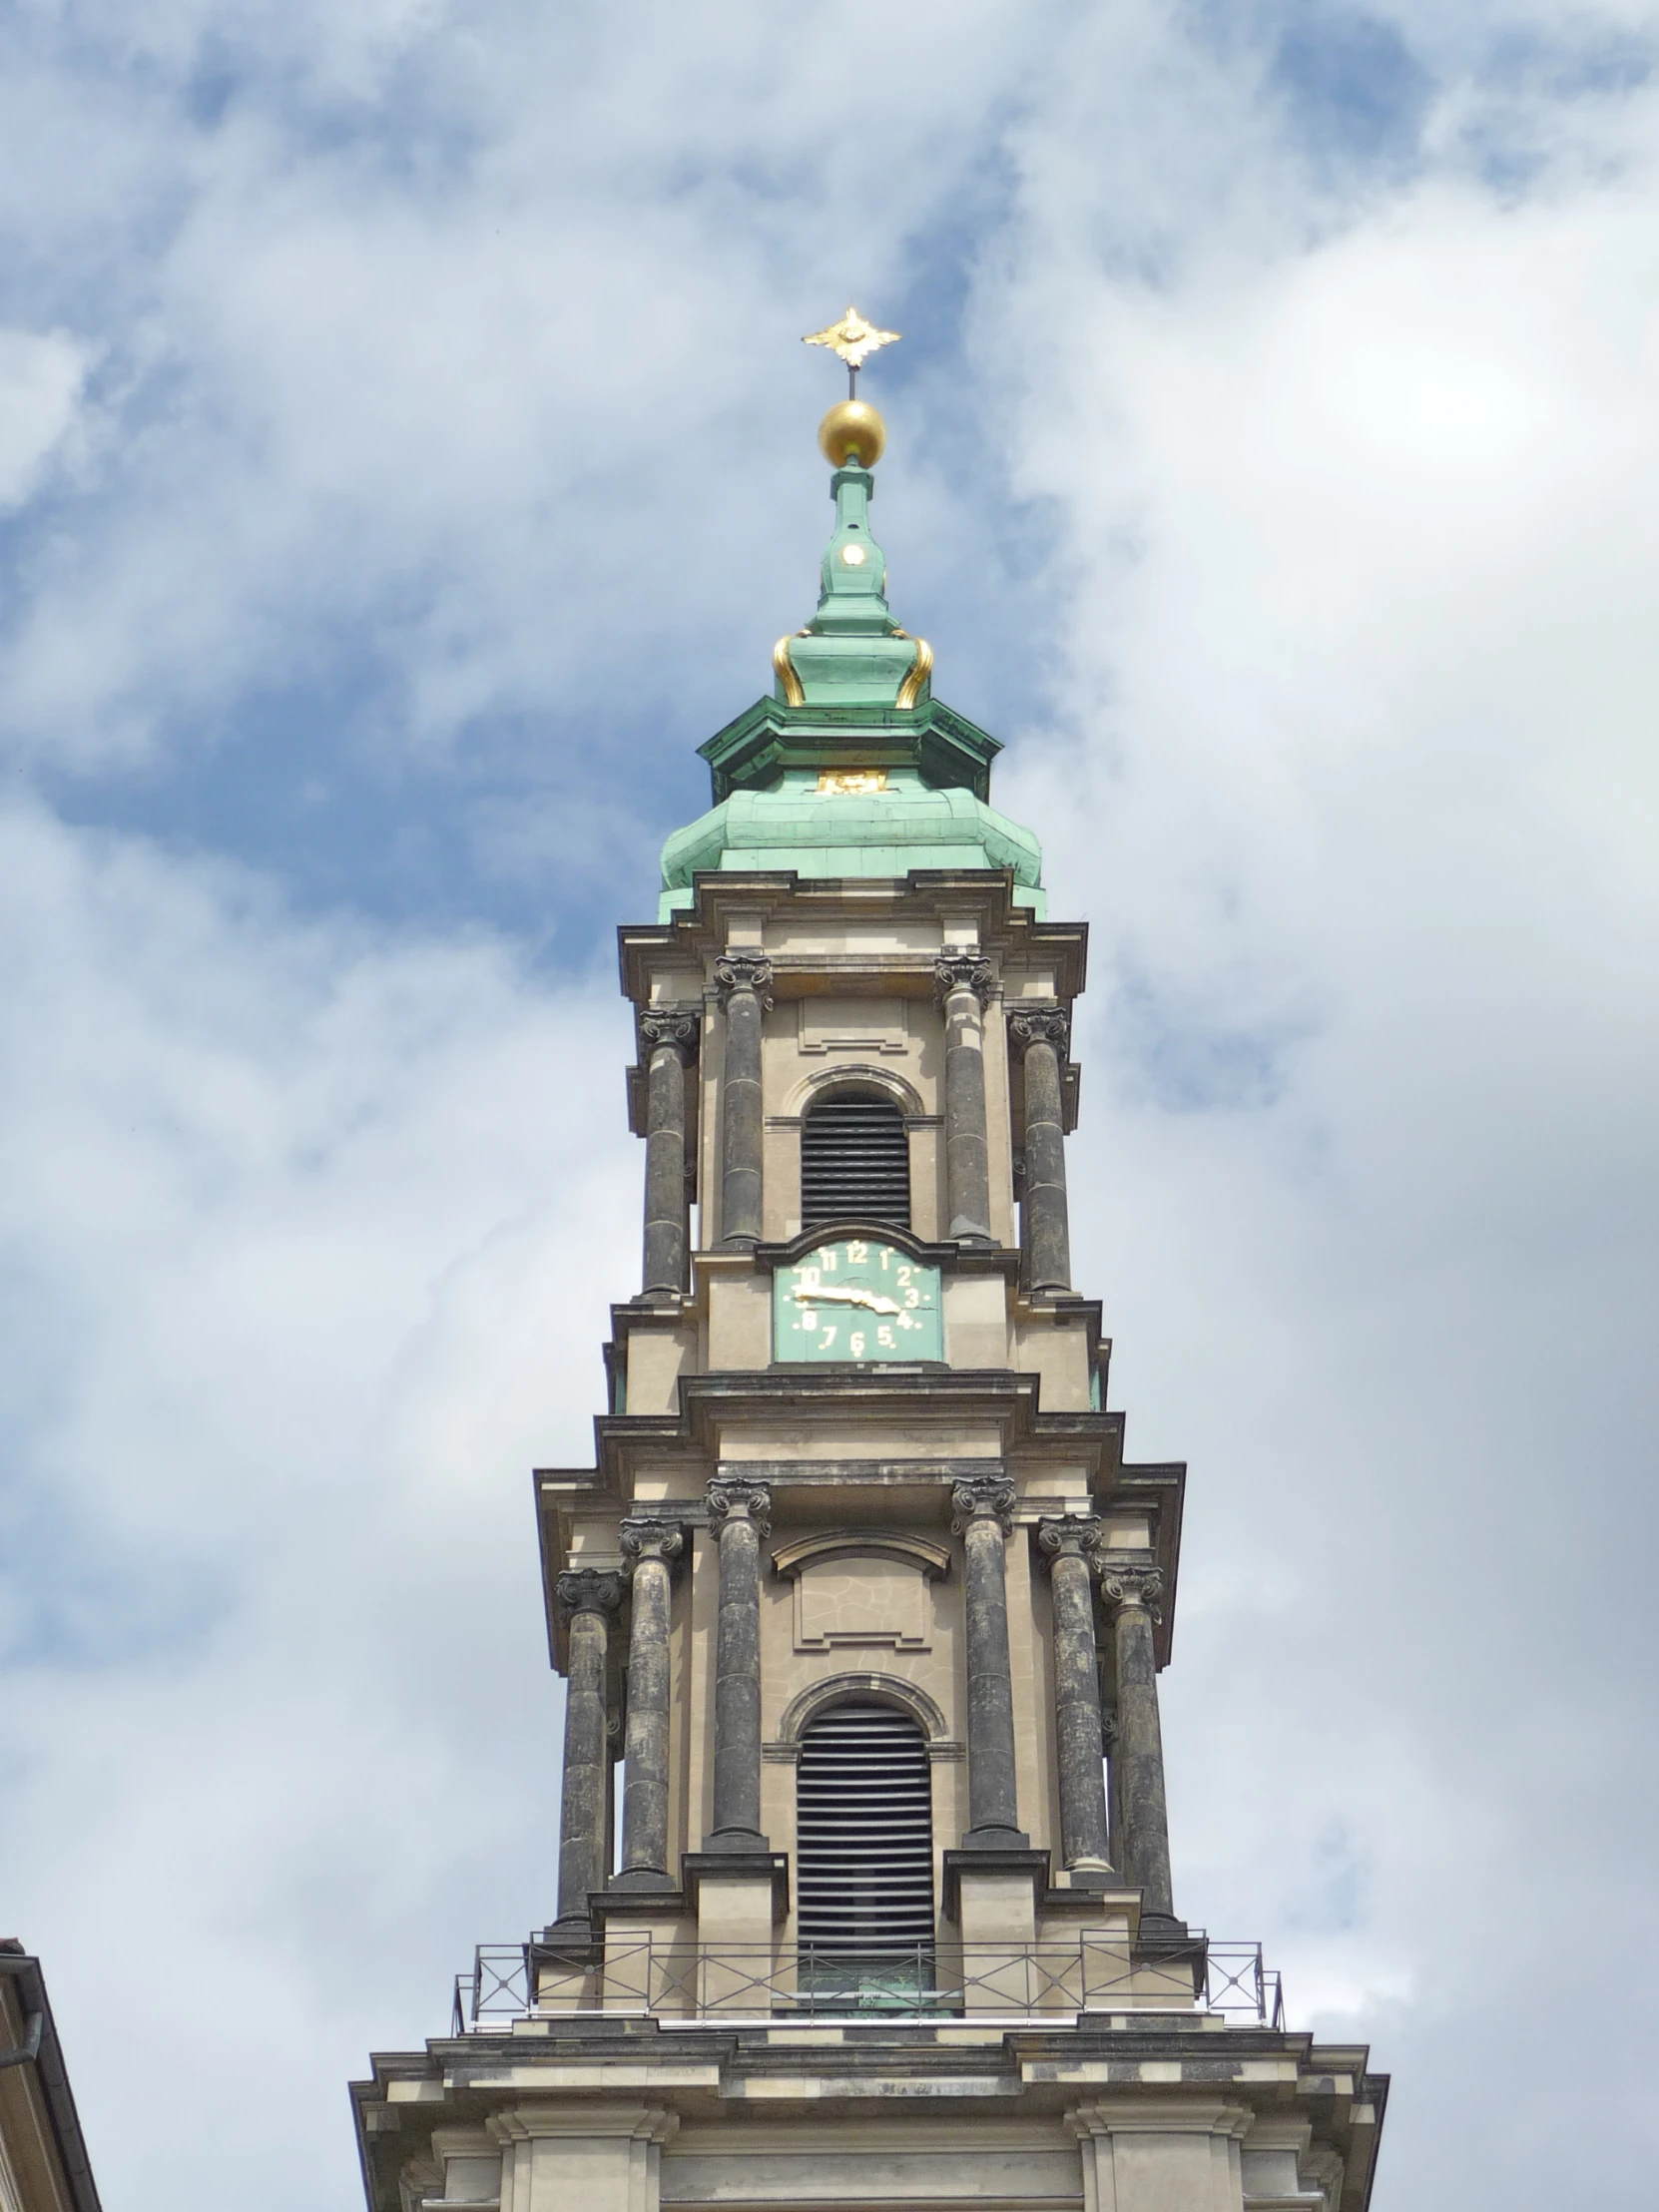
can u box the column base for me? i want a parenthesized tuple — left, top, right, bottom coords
(1130, 1913, 1206, 2003)
(534, 1916, 602, 1965)
(1058, 1858, 1117, 1888)
(683, 1851, 791, 1926)
(959, 1823, 1030, 1850)
(941, 1846, 1049, 1922)
(1135, 1911, 1194, 1943)
(606, 1866, 678, 1892)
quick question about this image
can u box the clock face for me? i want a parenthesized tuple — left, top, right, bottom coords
(774, 1239, 943, 1364)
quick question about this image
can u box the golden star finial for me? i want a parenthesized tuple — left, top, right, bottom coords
(803, 305, 901, 372)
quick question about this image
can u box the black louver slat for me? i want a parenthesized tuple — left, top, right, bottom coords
(796, 1704, 934, 1950)
(800, 1096, 910, 1231)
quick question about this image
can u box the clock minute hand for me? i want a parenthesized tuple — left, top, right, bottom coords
(795, 1284, 902, 1316)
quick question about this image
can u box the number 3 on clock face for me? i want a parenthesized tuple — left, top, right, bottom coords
(772, 1239, 943, 1364)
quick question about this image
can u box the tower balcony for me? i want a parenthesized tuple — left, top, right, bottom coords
(451, 1933, 1284, 2034)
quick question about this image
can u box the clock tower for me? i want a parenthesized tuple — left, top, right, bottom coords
(351, 314, 1388, 2212)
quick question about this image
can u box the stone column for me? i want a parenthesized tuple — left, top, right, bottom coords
(1009, 1007, 1072, 1295)
(713, 955, 772, 1248)
(1037, 1515, 1114, 1878)
(639, 1010, 698, 1299)
(934, 954, 994, 1243)
(552, 1568, 624, 1930)
(1100, 1563, 1176, 1925)
(704, 1478, 772, 1847)
(950, 1475, 1027, 1847)
(614, 1518, 684, 1888)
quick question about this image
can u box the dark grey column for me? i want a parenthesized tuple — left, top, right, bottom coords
(1037, 1515, 1114, 1878)
(705, 1477, 772, 1847)
(614, 1519, 684, 1888)
(552, 1568, 624, 1930)
(1010, 1007, 1072, 1296)
(639, 1010, 698, 1299)
(714, 954, 772, 1248)
(1101, 1563, 1176, 1925)
(935, 954, 994, 1244)
(951, 1475, 1027, 1847)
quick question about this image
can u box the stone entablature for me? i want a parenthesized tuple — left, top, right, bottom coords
(352, 2020, 1385, 2212)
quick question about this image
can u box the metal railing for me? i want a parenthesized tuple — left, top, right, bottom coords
(451, 1936, 1284, 2034)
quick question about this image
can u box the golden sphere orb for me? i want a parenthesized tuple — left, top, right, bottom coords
(819, 399, 886, 468)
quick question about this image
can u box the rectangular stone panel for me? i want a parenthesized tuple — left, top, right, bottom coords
(799, 996, 909, 1054)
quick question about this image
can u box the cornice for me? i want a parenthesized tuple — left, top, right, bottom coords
(617, 870, 1087, 1007)
(752, 1220, 1014, 1273)
(531, 1377, 1193, 1672)
(696, 693, 1003, 805)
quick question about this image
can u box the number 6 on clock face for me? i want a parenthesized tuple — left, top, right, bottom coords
(772, 1239, 943, 1364)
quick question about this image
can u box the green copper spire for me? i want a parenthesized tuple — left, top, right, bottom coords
(778, 452, 924, 709)
(655, 310, 1046, 919)
(816, 463, 890, 629)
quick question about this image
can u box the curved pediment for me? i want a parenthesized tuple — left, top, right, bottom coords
(770, 1527, 951, 1580)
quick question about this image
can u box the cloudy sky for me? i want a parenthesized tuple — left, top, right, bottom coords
(1, 1, 1656, 2205)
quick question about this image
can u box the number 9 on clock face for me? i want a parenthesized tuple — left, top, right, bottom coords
(772, 1239, 943, 1364)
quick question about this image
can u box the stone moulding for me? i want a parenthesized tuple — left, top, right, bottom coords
(770, 1528, 952, 1580)
(772, 1668, 953, 1750)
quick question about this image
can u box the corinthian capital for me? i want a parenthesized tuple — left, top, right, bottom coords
(1008, 1005, 1071, 1061)
(934, 953, 994, 1007)
(705, 1477, 773, 1539)
(639, 1007, 700, 1060)
(1100, 1562, 1164, 1621)
(619, 1518, 686, 1573)
(950, 1473, 1016, 1536)
(1036, 1513, 1105, 1571)
(555, 1567, 625, 1619)
(713, 953, 774, 1008)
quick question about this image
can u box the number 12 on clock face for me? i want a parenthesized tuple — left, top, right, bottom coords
(772, 1240, 944, 1364)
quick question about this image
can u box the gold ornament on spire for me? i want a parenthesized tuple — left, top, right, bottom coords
(802, 305, 901, 370)
(805, 306, 898, 464)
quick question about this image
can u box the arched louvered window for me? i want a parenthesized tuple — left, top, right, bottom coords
(797, 1700, 934, 1995)
(801, 1089, 910, 1231)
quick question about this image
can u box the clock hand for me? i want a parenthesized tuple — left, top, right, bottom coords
(794, 1285, 902, 1316)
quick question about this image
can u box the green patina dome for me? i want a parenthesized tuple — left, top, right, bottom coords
(660, 768, 1044, 918)
(657, 426, 1044, 919)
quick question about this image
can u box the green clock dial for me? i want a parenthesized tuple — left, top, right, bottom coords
(774, 1239, 943, 1364)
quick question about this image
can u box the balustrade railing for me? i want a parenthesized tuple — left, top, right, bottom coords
(450, 1936, 1284, 2034)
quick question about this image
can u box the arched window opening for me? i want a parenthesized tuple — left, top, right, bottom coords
(801, 1089, 910, 1231)
(797, 1700, 934, 2001)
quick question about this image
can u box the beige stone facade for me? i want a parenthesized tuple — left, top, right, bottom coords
(351, 853, 1387, 2212)
(351, 393, 1385, 2212)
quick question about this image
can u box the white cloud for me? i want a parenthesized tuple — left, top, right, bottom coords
(0, 802, 636, 2205)
(0, 329, 88, 510)
(989, 58, 1659, 2209)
